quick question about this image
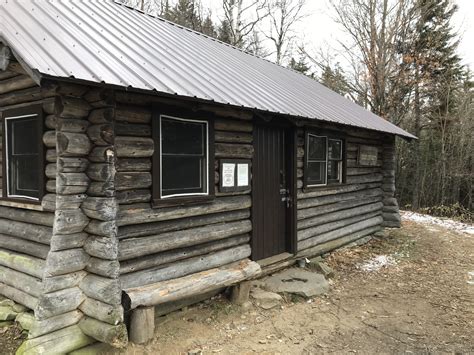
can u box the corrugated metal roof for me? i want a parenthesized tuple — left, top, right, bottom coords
(0, 0, 415, 139)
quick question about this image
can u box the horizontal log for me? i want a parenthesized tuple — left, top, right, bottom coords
(80, 275, 122, 305)
(56, 82, 89, 97)
(0, 87, 45, 107)
(89, 146, 114, 163)
(346, 167, 381, 176)
(0, 248, 45, 278)
(42, 271, 87, 294)
(0, 217, 52, 244)
(50, 232, 89, 252)
(41, 193, 56, 211)
(0, 206, 54, 226)
(297, 182, 381, 199)
(55, 96, 91, 118)
(84, 235, 118, 260)
(198, 104, 253, 120)
(87, 258, 120, 278)
(116, 158, 151, 172)
(43, 130, 56, 148)
(120, 234, 250, 275)
(383, 197, 399, 206)
(46, 149, 57, 162)
(0, 265, 42, 297)
(345, 173, 383, 184)
(87, 124, 114, 146)
(115, 172, 152, 191)
(28, 310, 83, 338)
(115, 136, 154, 158)
(0, 75, 36, 95)
(118, 209, 250, 239)
(383, 205, 399, 214)
(298, 188, 382, 210)
(88, 107, 114, 124)
(45, 249, 89, 276)
(57, 173, 90, 194)
(57, 118, 90, 133)
(46, 179, 56, 193)
(85, 220, 117, 238)
(298, 216, 383, 251)
(117, 195, 251, 226)
(116, 122, 151, 137)
(125, 259, 260, 309)
(115, 105, 151, 124)
(82, 197, 118, 221)
(79, 317, 128, 348)
(116, 189, 151, 204)
(55, 194, 87, 211)
(87, 163, 115, 182)
(0, 234, 49, 258)
(45, 163, 57, 179)
(87, 181, 115, 197)
(0, 282, 38, 310)
(214, 119, 252, 132)
(79, 298, 123, 326)
(121, 244, 252, 289)
(382, 212, 401, 222)
(57, 132, 91, 157)
(53, 209, 89, 235)
(119, 220, 251, 260)
(215, 143, 253, 159)
(36, 286, 85, 320)
(215, 131, 253, 144)
(17, 325, 94, 355)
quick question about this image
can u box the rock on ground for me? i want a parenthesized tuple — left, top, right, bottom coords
(262, 268, 329, 298)
(250, 288, 282, 310)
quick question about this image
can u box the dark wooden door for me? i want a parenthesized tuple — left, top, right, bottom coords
(252, 124, 294, 260)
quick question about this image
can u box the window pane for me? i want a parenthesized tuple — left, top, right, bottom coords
(307, 135, 326, 160)
(328, 139, 342, 160)
(306, 162, 326, 185)
(162, 156, 205, 196)
(9, 117, 38, 155)
(161, 117, 205, 155)
(327, 161, 340, 182)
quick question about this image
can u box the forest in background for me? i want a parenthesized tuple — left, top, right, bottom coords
(119, 0, 473, 221)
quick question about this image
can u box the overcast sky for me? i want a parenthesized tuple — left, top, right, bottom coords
(203, 0, 473, 69)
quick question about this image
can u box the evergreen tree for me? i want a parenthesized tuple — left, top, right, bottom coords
(288, 54, 312, 77)
(320, 64, 349, 95)
(168, 0, 200, 30)
(218, 20, 233, 44)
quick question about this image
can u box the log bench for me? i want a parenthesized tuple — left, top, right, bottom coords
(123, 259, 261, 344)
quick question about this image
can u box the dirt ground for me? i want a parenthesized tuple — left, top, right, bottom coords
(125, 219, 474, 354)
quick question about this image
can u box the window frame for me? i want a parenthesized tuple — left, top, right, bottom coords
(303, 129, 346, 190)
(1, 105, 45, 204)
(152, 107, 215, 207)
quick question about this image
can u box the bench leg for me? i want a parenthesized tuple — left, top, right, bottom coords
(230, 281, 251, 305)
(130, 306, 155, 344)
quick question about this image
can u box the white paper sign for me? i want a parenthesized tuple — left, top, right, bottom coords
(237, 164, 249, 187)
(222, 163, 235, 187)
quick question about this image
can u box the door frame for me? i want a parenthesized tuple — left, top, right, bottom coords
(251, 120, 297, 260)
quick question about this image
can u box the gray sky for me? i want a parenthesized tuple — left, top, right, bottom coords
(204, 0, 473, 69)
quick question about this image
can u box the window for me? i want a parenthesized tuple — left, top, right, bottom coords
(2, 106, 44, 201)
(153, 112, 214, 204)
(304, 132, 344, 188)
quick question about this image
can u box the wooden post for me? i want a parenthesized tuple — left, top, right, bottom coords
(230, 281, 251, 305)
(129, 307, 155, 344)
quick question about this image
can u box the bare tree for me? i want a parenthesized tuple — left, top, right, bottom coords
(266, 0, 306, 65)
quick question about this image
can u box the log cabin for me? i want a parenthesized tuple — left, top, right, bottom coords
(0, 0, 415, 352)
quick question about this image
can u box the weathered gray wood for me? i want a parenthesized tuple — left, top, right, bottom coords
(80, 275, 122, 305)
(298, 202, 383, 230)
(115, 105, 151, 123)
(215, 143, 253, 159)
(0, 234, 49, 258)
(0, 75, 36, 95)
(56, 82, 89, 97)
(28, 310, 83, 338)
(42, 271, 87, 294)
(0, 218, 52, 244)
(56, 172, 90, 194)
(87, 181, 115, 197)
(17, 325, 94, 355)
(45, 163, 57, 179)
(298, 216, 383, 251)
(80, 298, 123, 326)
(88, 107, 114, 124)
(298, 188, 382, 210)
(383, 197, 398, 206)
(0, 248, 45, 278)
(57, 118, 90, 133)
(41, 193, 56, 211)
(79, 317, 128, 348)
(0, 206, 54, 226)
(55, 96, 91, 118)
(119, 220, 251, 260)
(215, 131, 253, 144)
(57, 132, 91, 157)
(382, 212, 401, 222)
(45, 249, 89, 276)
(87, 163, 115, 182)
(55, 194, 87, 210)
(120, 234, 250, 275)
(382, 205, 399, 214)
(129, 307, 154, 344)
(50, 232, 89, 252)
(46, 180, 56, 193)
(115, 136, 154, 158)
(125, 259, 260, 309)
(154, 289, 223, 317)
(115, 172, 152, 191)
(88, 146, 114, 162)
(116, 189, 151, 204)
(297, 182, 381, 200)
(85, 220, 117, 238)
(0, 87, 45, 107)
(0, 265, 42, 297)
(53, 209, 89, 234)
(116, 122, 151, 137)
(84, 235, 118, 260)
(116, 158, 151, 172)
(36, 287, 85, 320)
(0, 282, 38, 310)
(214, 119, 252, 132)
(87, 124, 114, 145)
(43, 130, 56, 148)
(82, 197, 118, 221)
(46, 149, 57, 162)
(117, 195, 251, 226)
(121, 244, 252, 289)
(118, 209, 250, 239)
(87, 258, 120, 278)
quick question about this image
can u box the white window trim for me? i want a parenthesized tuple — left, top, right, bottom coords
(306, 135, 343, 188)
(4, 113, 40, 201)
(159, 114, 209, 199)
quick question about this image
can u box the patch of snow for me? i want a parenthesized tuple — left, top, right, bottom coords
(401, 211, 474, 235)
(358, 255, 398, 272)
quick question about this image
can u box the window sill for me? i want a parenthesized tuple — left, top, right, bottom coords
(0, 198, 44, 211)
(303, 182, 345, 193)
(152, 195, 215, 208)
